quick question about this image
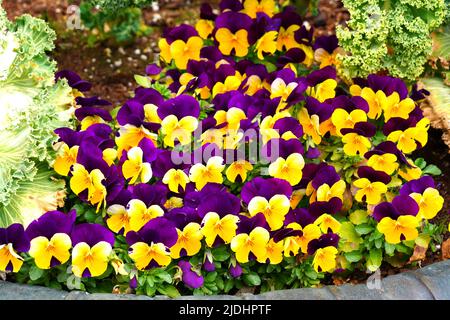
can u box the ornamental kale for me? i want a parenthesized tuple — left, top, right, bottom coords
(336, 0, 447, 81)
(0, 1, 76, 227)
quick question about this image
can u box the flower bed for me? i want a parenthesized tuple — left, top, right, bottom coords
(0, 0, 447, 298)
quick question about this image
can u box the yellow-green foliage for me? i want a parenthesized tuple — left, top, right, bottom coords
(337, 0, 447, 81)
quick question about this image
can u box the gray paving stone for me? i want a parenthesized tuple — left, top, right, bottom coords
(0, 281, 67, 300)
(0, 260, 448, 300)
(176, 294, 242, 300)
(410, 260, 450, 300)
(327, 283, 384, 300)
(252, 287, 336, 300)
(378, 272, 434, 300)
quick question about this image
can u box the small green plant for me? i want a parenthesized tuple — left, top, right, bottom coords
(80, 1, 152, 46)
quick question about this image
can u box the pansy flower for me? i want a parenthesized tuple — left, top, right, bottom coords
(248, 194, 291, 231)
(0, 224, 30, 272)
(26, 210, 76, 269)
(242, 0, 277, 18)
(201, 212, 240, 247)
(170, 222, 203, 259)
(353, 166, 390, 205)
(387, 118, 430, 154)
(340, 122, 376, 156)
(226, 159, 254, 183)
(231, 226, 270, 263)
(195, 4, 217, 39)
(75, 106, 112, 131)
(313, 35, 344, 69)
(373, 195, 420, 244)
(70, 163, 107, 212)
(158, 95, 200, 148)
(159, 24, 203, 69)
(127, 218, 178, 270)
(307, 233, 339, 273)
(71, 223, 115, 277)
(189, 156, 225, 190)
(306, 67, 337, 103)
(268, 152, 305, 186)
(106, 204, 132, 235)
(274, 9, 302, 52)
(53, 143, 79, 176)
(400, 177, 444, 220)
(121, 138, 156, 185)
(127, 199, 165, 232)
(215, 12, 252, 57)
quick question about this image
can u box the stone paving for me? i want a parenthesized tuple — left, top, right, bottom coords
(0, 260, 448, 300)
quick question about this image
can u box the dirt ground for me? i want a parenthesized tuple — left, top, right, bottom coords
(2, 0, 448, 284)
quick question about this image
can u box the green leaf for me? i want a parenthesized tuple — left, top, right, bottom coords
(355, 224, 374, 235)
(243, 272, 261, 286)
(414, 158, 427, 169)
(349, 210, 369, 225)
(29, 265, 44, 281)
(205, 271, 217, 282)
(422, 165, 442, 176)
(134, 74, 152, 88)
(432, 24, 450, 60)
(224, 279, 234, 293)
(157, 285, 180, 298)
(385, 242, 396, 256)
(415, 234, 431, 248)
(155, 272, 172, 284)
(366, 249, 383, 272)
(212, 246, 230, 262)
(344, 250, 363, 263)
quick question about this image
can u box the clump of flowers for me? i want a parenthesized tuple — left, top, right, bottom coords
(3, 0, 446, 297)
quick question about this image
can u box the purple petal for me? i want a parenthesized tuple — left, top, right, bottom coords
(229, 263, 243, 278)
(237, 213, 269, 234)
(75, 107, 112, 122)
(313, 35, 338, 53)
(165, 207, 201, 229)
(71, 223, 115, 247)
(145, 64, 162, 76)
(311, 165, 340, 189)
(215, 11, 252, 33)
(197, 193, 241, 218)
(1, 224, 30, 253)
(399, 176, 435, 195)
(163, 24, 198, 43)
(158, 95, 200, 120)
(241, 177, 292, 204)
(306, 66, 336, 87)
(285, 208, 316, 228)
(56, 70, 92, 92)
(357, 166, 391, 184)
(179, 261, 204, 289)
(126, 217, 177, 247)
(392, 195, 419, 217)
(309, 198, 343, 217)
(26, 210, 76, 240)
(203, 257, 216, 272)
(307, 232, 340, 255)
(75, 96, 111, 108)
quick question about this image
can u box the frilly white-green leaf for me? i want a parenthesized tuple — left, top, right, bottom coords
(0, 1, 76, 227)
